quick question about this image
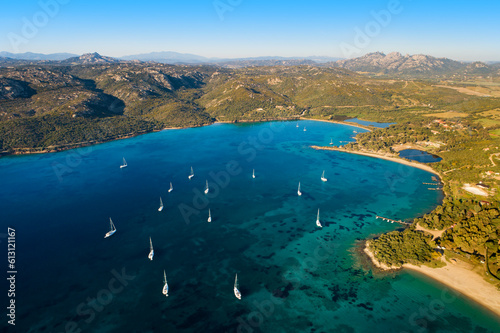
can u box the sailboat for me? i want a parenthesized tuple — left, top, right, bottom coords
(148, 237, 154, 261)
(252, 169, 256, 179)
(158, 197, 164, 211)
(316, 209, 322, 228)
(297, 182, 302, 196)
(188, 166, 194, 180)
(296, 123, 299, 128)
(234, 274, 242, 300)
(330, 138, 333, 145)
(204, 180, 209, 194)
(120, 157, 127, 169)
(168, 182, 173, 193)
(162, 270, 169, 297)
(207, 208, 212, 223)
(321, 170, 328, 182)
(303, 127, 307, 132)
(104, 218, 116, 238)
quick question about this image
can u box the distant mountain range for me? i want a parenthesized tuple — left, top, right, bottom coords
(0, 51, 340, 65)
(331, 52, 500, 76)
(0, 51, 498, 76)
(120, 51, 341, 64)
(0, 51, 78, 61)
(334, 52, 462, 73)
(62, 52, 121, 65)
(120, 51, 210, 63)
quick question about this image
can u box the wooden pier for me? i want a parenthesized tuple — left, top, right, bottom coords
(375, 215, 411, 226)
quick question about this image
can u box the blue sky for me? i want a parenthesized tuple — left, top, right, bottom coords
(1, 0, 499, 61)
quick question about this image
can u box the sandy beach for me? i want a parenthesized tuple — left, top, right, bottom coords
(311, 145, 442, 178)
(404, 263, 500, 317)
(363, 241, 402, 271)
(301, 118, 374, 132)
(364, 242, 500, 318)
(332, 131, 500, 319)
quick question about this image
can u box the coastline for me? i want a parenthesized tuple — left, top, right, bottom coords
(0, 123, 205, 157)
(404, 263, 500, 318)
(311, 145, 442, 178)
(345, 139, 500, 319)
(364, 242, 500, 318)
(301, 117, 373, 132)
(363, 241, 402, 271)
(0, 117, 302, 158)
(0, 126, 182, 157)
(0, 117, 371, 158)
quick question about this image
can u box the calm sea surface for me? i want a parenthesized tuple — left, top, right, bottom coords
(399, 149, 443, 163)
(1, 120, 498, 332)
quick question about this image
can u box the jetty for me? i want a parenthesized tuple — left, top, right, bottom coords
(375, 215, 411, 226)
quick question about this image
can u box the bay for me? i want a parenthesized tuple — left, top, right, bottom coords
(1, 120, 498, 332)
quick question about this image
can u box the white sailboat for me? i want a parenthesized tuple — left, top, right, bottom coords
(316, 209, 322, 228)
(104, 218, 116, 238)
(188, 166, 194, 180)
(234, 274, 242, 300)
(204, 180, 209, 194)
(148, 237, 154, 261)
(162, 270, 169, 297)
(303, 127, 307, 132)
(252, 169, 255, 179)
(158, 197, 164, 211)
(120, 157, 127, 169)
(208, 208, 212, 223)
(321, 170, 328, 182)
(168, 182, 173, 193)
(297, 182, 302, 196)
(330, 138, 333, 145)
(296, 123, 299, 128)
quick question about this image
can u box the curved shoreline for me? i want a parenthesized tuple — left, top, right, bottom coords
(319, 138, 500, 319)
(404, 263, 500, 318)
(363, 241, 402, 271)
(364, 242, 500, 318)
(310, 145, 442, 178)
(0, 118, 371, 158)
(301, 117, 374, 132)
(3, 115, 499, 319)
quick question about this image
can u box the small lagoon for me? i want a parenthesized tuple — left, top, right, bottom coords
(399, 149, 443, 163)
(345, 118, 396, 128)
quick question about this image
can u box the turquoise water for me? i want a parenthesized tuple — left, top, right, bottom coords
(1, 120, 499, 333)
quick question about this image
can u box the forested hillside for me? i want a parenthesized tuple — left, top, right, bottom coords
(2, 59, 494, 153)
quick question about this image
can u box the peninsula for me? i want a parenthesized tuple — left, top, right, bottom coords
(311, 116, 500, 318)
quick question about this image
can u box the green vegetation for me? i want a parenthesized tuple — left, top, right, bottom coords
(337, 115, 499, 197)
(369, 227, 435, 266)
(3, 61, 500, 283)
(1, 63, 492, 151)
(370, 199, 500, 280)
(0, 115, 160, 152)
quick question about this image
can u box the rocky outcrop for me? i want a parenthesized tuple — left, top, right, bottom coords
(1, 67, 84, 90)
(64, 52, 121, 65)
(335, 52, 465, 74)
(0, 78, 35, 100)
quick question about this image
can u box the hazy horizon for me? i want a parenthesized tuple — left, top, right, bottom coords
(2, 50, 500, 63)
(1, 0, 499, 62)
